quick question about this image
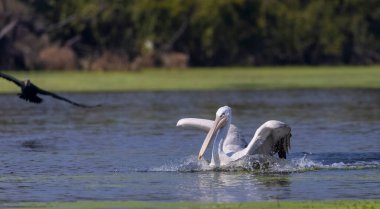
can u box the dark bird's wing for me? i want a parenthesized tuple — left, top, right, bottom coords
(36, 87, 98, 108)
(0, 72, 23, 87)
(19, 93, 43, 103)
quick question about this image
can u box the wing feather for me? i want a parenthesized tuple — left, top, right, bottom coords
(176, 118, 247, 148)
(176, 118, 239, 134)
(0, 72, 23, 87)
(176, 118, 214, 132)
(36, 87, 95, 108)
(244, 120, 291, 158)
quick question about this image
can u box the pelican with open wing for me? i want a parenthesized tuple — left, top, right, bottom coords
(177, 106, 292, 167)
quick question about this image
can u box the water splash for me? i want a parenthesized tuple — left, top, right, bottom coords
(148, 152, 380, 173)
(148, 155, 298, 173)
(149, 155, 212, 172)
(293, 152, 380, 170)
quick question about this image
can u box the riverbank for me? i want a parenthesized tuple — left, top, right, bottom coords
(5, 200, 379, 209)
(1, 66, 379, 93)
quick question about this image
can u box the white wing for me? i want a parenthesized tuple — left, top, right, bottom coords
(176, 118, 247, 153)
(177, 118, 214, 132)
(245, 120, 291, 158)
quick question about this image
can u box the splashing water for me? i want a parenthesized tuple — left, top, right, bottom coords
(148, 152, 380, 173)
(149, 155, 212, 172)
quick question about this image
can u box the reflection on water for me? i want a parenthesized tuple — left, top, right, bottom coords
(0, 90, 379, 202)
(194, 172, 291, 202)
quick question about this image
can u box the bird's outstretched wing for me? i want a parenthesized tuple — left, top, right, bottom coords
(244, 120, 291, 159)
(36, 86, 99, 108)
(0, 72, 23, 87)
(177, 118, 215, 132)
(176, 118, 247, 151)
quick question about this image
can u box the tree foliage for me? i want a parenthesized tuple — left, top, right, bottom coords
(1, 0, 380, 69)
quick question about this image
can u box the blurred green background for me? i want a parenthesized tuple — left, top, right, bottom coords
(1, 0, 379, 71)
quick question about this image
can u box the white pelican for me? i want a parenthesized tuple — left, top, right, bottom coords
(177, 106, 292, 167)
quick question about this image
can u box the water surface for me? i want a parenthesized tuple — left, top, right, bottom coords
(0, 90, 379, 202)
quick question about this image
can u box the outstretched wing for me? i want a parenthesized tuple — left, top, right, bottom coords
(244, 120, 291, 159)
(177, 118, 215, 132)
(176, 118, 247, 152)
(36, 87, 98, 108)
(0, 72, 23, 87)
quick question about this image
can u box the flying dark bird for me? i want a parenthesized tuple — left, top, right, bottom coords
(0, 72, 98, 108)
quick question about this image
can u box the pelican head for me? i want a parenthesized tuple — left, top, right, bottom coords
(198, 106, 232, 160)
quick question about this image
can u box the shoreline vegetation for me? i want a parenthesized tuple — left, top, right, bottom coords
(0, 66, 380, 93)
(2, 1, 379, 71)
(5, 200, 380, 209)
